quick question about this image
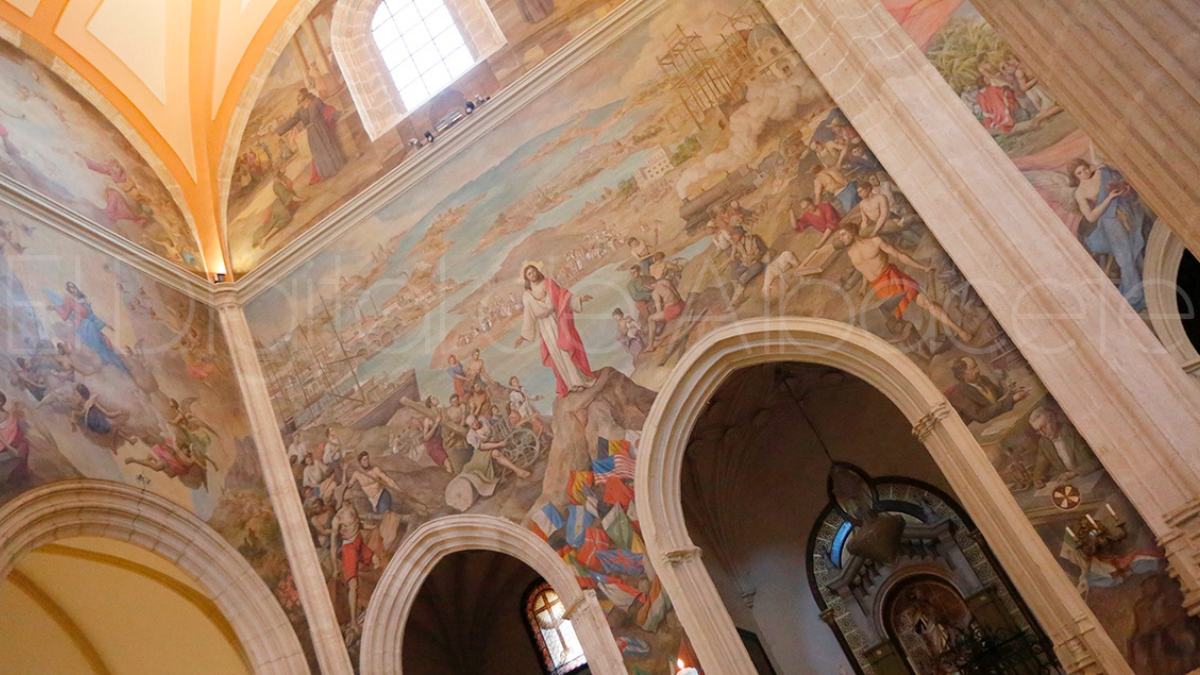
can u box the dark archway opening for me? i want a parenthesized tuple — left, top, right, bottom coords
(679, 362, 1058, 674)
(1175, 249, 1200, 353)
(402, 549, 580, 675)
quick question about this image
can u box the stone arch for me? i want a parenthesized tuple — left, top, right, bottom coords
(635, 317, 1129, 674)
(1144, 219, 1200, 375)
(0, 480, 307, 674)
(359, 513, 626, 674)
(330, 0, 406, 141)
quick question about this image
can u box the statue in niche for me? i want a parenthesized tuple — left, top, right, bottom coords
(887, 578, 974, 675)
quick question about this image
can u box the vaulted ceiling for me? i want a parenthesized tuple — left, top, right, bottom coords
(0, 0, 618, 281)
(0, 0, 312, 277)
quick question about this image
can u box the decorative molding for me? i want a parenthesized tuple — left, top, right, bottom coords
(1052, 615, 1104, 675)
(969, 0, 1200, 265)
(661, 545, 703, 566)
(234, 0, 667, 301)
(911, 401, 951, 441)
(561, 589, 595, 620)
(215, 300, 354, 675)
(0, 175, 214, 301)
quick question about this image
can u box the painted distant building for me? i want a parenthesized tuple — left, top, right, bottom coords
(635, 146, 674, 188)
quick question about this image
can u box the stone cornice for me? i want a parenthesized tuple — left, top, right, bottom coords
(0, 174, 214, 302)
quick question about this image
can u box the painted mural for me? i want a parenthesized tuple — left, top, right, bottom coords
(226, 0, 622, 274)
(0, 202, 315, 666)
(886, 0, 1155, 314)
(0, 39, 203, 275)
(243, 0, 1196, 672)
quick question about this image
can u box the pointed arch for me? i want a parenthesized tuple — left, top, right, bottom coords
(634, 317, 1129, 674)
(0, 480, 308, 674)
(359, 514, 626, 674)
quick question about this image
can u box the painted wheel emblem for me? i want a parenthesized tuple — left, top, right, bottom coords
(1052, 484, 1081, 510)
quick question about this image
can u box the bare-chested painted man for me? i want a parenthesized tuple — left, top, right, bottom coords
(832, 227, 972, 342)
(331, 493, 376, 627)
(855, 182, 894, 237)
(647, 276, 686, 350)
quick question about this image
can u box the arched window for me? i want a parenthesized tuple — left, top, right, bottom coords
(1143, 220, 1200, 375)
(524, 581, 587, 675)
(371, 0, 478, 110)
(1176, 249, 1200, 354)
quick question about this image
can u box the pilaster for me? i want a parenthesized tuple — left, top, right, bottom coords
(971, 0, 1200, 260)
(762, 0, 1200, 614)
(1052, 615, 1106, 675)
(661, 544, 759, 674)
(1160, 498, 1200, 616)
(212, 286, 354, 675)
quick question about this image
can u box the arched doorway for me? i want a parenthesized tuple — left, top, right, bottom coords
(635, 318, 1128, 673)
(359, 514, 625, 674)
(0, 535, 251, 674)
(0, 480, 307, 674)
(400, 549, 587, 674)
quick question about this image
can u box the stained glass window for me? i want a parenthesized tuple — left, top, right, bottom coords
(372, 0, 477, 109)
(524, 582, 587, 675)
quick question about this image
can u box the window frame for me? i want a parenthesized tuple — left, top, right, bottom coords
(522, 580, 589, 675)
(370, 0, 479, 111)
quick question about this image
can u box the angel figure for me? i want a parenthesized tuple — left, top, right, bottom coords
(40, 383, 137, 451)
(125, 436, 214, 491)
(167, 397, 219, 459)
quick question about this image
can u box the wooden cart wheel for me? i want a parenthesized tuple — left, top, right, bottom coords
(502, 427, 541, 468)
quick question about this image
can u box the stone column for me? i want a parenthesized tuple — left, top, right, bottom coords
(562, 589, 628, 675)
(971, 0, 1200, 259)
(213, 287, 354, 675)
(658, 546, 758, 673)
(761, 0, 1200, 616)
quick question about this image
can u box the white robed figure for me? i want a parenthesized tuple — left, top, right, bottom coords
(513, 263, 596, 397)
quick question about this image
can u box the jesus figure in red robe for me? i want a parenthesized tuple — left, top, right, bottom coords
(514, 264, 596, 397)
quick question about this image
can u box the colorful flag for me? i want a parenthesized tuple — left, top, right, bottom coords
(602, 476, 635, 509)
(597, 549, 645, 577)
(531, 504, 565, 539)
(565, 470, 594, 505)
(565, 504, 595, 548)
